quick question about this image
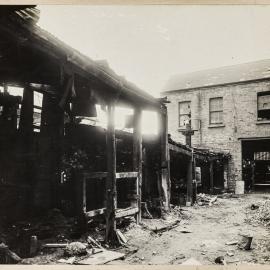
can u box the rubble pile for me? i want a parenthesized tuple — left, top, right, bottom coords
(196, 193, 218, 206)
(246, 200, 270, 226)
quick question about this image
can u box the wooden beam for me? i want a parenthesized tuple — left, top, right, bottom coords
(168, 143, 192, 157)
(160, 106, 170, 211)
(82, 171, 138, 180)
(133, 108, 142, 224)
(115, 207, 139, 219)
(84, 206, 139, 219)
(105, 102, 117, 244)
(85, 208, 106, 218)
(169, 143, 208, 161)
(116, 172, 138, 179)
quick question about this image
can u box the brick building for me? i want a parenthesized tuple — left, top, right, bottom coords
(162, 59, 270, 192)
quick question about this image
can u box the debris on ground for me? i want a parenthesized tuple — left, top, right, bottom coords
(215, 255, 226, 265)
(65, 242, 87, 256)
(141, 202, 153, 219)
(43, 243, 68, 248)
(250, 204, 259, 210)
(196, 193, 218, 206)
(151, 220, 181, 234)
(0, 243, 22, 264)
(226, 251, 234, 257)
(77, 250, 125, 265)
(116, 230, 128, 245)
(246, 200, 270, 226)
(57, 256, 76, 264)
(225, 240, 238, 246)
(238, 234, 253, 250)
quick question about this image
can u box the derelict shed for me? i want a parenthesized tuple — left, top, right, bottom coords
(0, 6, 170, 243)
(168, 137, 231, 205)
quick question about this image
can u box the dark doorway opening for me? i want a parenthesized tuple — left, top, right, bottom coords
(242, 139, 270, 191)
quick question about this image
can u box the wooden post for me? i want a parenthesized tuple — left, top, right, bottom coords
(133, 108, 142, 224)
(181, 123, 194, 206)
(251, 162, 255, 190)
(192, 157, 197, 203)
(186, 157, 193, 206)
(3, 83, 8, 94)
(210, 160, 214, 194)
(160, 106, 170, 211)
(19, 85, 33, 135)
(105, 102, 117, 244)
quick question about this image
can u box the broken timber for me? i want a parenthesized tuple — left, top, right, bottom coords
(160, 106, 170, 211)
(105, 102, 117, 243)
(133, 107, 142, 224)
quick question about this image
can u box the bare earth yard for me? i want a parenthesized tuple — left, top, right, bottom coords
(112, 193, 270, 265)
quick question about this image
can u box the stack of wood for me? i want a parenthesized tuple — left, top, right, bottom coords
(196, 193, 217, 206)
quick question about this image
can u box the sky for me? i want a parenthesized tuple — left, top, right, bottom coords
(38, 5, 270, 97)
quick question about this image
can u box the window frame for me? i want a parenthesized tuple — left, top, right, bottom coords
(209, 97, 223, 125)
(178, 100, 191, 128)
(257, 91, 270, 121)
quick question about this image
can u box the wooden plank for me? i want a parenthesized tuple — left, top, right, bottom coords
(105, 103, 117, 243)
(169, 143, 192, 157)
(43, 243, 68, 248)
(82, 171, 138, 180)
(133, 108, 142, 224)
(115, 207, 139, 218)
(85, 208, 106, 218)
(85, 206, 139, 219)
(83, 172, 108, 179)
(77, 250, 125, 265)
(116, 172, 138, 179)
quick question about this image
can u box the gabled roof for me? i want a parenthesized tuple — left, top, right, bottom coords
(162, 59, 270, 93)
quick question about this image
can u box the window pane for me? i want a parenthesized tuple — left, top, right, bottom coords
(258, 94, 270, 110)
(179, 115, 190, 127)
(210, 111, 223, 124)
(179, 101, 191, 115)
(210, 97, 223, 111)
(34, 92, 43, 107)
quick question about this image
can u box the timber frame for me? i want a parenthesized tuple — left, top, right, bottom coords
(0, 7, 171, 243)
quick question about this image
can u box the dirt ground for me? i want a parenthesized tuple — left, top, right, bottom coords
(19, 193, 270, 265)
(111, 193, 270, 265)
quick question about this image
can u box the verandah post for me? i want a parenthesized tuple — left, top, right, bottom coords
(133, 107, 142, 224)
(105, 102, 117, 243)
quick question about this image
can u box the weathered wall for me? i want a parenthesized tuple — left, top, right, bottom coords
(164, 80, 270, 191)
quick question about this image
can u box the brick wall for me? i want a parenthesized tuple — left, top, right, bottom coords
(164, 80, 270, 191)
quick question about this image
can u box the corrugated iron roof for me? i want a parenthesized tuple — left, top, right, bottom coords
(162, 59, 270, 93)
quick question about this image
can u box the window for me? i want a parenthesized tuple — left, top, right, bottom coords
(209, 97, 223, 124)
(258, 91, 270, 121)
(33, 91, 43, 132)
(178, 101, 191, 127)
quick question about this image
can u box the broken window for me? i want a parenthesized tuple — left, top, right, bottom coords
(258, 91, 270, 121)
(179, 101, 191, 128)
(8, 86, 24, 129)
(209, 97, 223, 124)
(254, 151, 270, 160)
(33, 91, 43, 132)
